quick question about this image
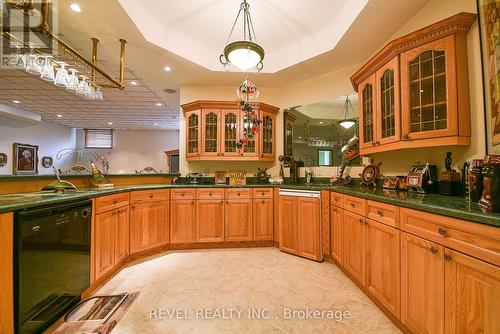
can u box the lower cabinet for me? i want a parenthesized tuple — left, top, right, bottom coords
(366, 218, 400, 318)
(225, 199, 252, 241)
(278, 195, 321, 261)
(94, 205, 130, 281)
(252, 198, 273, 240)
(444, 249, 500, 334)
(130, 201, 169, 253)
(196, 200, 224, 242)
(330, 205, 343, 264)
(401, 232, 445, 334)
(170, 200, 196, 243)
(342, 210, 367, 285)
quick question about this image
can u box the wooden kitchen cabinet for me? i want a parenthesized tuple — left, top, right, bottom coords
(342, 210, 367, 285)
(351, 13, 475, 155)
(296, 197, 321, 260)
(196, 199, 224, 242)
(130, 201, 169, 253)
(330, 205, 343, 264)
(170, 199, 196, 243)
(253, 198, 273, 241)
(444, 249, 500, 334)
(279, 196, 297, 254)
(186, 109, 201, 158)
(401, 232, 445, 334)
(181, 100, 279, 161)
(366, 218, 400, 318)
(358, 74, 377, 151)
(94, 211, 115, 280)
(279, 195, 321, 261)
(114, 206, 130, 263)
(225, 199, 252, 241)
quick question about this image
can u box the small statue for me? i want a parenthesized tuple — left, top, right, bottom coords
(445, 152, 453, 171)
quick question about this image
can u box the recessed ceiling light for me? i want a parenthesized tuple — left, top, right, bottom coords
(156, 103, 162, 106)
(12, 100, 20, 104)
(298, 136, 302, 139)
(154, 123, 158, 126)
(56, 114, 62, 118)
(319, 121, 323, 124)
(164, 66, 171, 72)
(70, 3, 81, 12)
(108, 122, 113, 125)
(130, 81, 137, 85)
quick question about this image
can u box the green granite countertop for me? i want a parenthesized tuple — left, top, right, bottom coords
(330, 183, 500, 227)
(0, 173, 180, 179)
(1, 180, 498, 228)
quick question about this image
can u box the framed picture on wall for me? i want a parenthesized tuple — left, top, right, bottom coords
(477, 0, 500, 153)
(13, 143, 39, 175)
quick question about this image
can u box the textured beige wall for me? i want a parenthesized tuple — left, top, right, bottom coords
(180, 0, 485, 178)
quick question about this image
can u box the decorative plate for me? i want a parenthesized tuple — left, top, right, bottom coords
(0, 153, 6, 167)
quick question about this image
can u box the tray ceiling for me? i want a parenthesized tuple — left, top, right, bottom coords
(118, 0, 369, 73)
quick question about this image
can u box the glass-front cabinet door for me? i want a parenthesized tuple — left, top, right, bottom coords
(401, 35, 458, 140)
(186, 110, 201, 157)
(260, 111, 275, 158)
(359, 74, 377, 150)
(201, 109, 220, 156)
(375, 56, 400, 145)
(221, 110, 240, 157)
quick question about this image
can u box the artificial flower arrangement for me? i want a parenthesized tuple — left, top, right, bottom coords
(235, 79, 262, 150)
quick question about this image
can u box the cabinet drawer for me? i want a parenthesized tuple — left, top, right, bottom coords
(225, 188, 251, 199)
(95, 192, 130, 214)
(131, 189, 170, 203)
(331, 192, 344, 208)
(171, 188, 196, 200)
(401, 208, 500, 266)
(366, 200, 400, 227)
(196, 188, 224, 200)
(252, 188, 273, 198)
(343, 195, 366, 216)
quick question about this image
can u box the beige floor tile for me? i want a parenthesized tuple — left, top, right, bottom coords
(94, 248, 396, 334)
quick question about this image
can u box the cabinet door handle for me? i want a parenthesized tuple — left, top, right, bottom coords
(350, 203, 355, 208)
(444, 253, 452, 262)
(221, 201, 224, 204)
(438, 227, 447, 236)
(221, 153, 224, 156)
(371, 141, 375, 146)
(237, 192, 241, 196)
(262, 200, 265, 204)
(375, 141, 380, 145)
(402, 134, 409, 141)
(191, 201, 194, 205)
(113, 200, 118, 204)
(181, 193, 185, 197)
(430, 247, 438, 255)
(377, 210, 384, 216)
(149, 194, 154, 198)
(131, 206, 135, 209)
(209, 192, 212, 196)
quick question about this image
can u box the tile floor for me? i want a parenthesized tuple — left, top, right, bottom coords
(96, 248, 402, 334)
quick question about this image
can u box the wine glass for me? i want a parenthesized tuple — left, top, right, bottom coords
(40, 55, 55, 81)
(25, 48, 41, 74)
(94, 87, 104, 100)
(85, 85, 96, 100)
(66, 69, 79, 91)
(54, 62, 69, 87)
(76, 76, 89, 95)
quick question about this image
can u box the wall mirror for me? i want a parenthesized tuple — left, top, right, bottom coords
(283, 93, 360, 167)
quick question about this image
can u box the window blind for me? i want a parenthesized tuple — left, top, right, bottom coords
(84, 129, 113, 148)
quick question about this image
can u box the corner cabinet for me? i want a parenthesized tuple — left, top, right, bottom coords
(181, 100, 279, 161)
(352, 13, 476, 155)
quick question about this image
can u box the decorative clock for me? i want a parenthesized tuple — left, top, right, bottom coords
(359, 158, 382, 187)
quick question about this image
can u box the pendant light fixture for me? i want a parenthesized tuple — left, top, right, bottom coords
(219, 0, 264, 71)
(338, 95, 357, 129)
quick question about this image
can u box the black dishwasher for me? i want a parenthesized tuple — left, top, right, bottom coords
(14, 200, 92, 334)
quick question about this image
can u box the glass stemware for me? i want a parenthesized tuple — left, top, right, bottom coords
(54, 62, 69, 87)
(76, 76, 90, 95)
(66, 69, 79, 91)
(40, 55, 55, 81)
(85, 85, 96, 100)
(12, 43, 26, 69)
(25, 49, 41, 74)
(94, 87, 104, 100)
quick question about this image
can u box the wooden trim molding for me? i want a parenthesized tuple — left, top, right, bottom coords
(181, 100, 280, 114)
(0, 212, 14, 334)
(351, 12, 476, 91)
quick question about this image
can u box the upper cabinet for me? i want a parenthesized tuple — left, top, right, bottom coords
(181, 100, 279, 161)
(351, 13, 476, 155)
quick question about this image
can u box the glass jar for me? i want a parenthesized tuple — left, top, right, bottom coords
(479, 155, 500, 212)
